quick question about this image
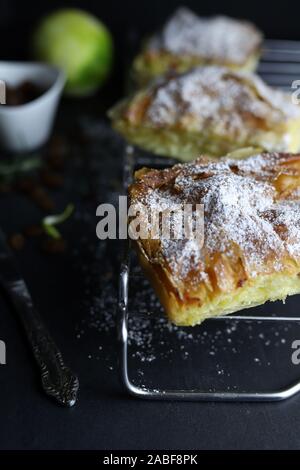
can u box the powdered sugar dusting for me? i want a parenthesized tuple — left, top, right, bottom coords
(145, 67, 300, 141)
(131, 153, 300, 290)
(148, 7, 262, 64)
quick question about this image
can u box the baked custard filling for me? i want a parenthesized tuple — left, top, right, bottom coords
(129, 153, 300, 326)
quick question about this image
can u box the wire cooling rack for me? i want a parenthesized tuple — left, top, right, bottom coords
(259, 39, 300, 90)
(118, 40, 300, 401)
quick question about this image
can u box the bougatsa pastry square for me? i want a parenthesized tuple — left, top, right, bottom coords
(110, 66, 300, 161)
(129, 153, 300, 326)
(132, 7, 263, 86)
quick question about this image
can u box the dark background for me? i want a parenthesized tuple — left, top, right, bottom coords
(3, 0, 300, 53)
(1, 0, 300, 451)
(2, 0, 300, 101)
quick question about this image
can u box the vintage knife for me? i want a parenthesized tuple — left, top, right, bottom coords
(0, 228, 79, 407)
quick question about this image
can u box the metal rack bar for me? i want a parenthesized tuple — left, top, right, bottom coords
(119, 249, 300, 401)
(119, 40, 300, 401)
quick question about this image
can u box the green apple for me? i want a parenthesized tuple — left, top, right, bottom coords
(32, 9, 114, 96)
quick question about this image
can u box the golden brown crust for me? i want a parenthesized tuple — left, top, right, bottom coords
(129, 153, 300, 325)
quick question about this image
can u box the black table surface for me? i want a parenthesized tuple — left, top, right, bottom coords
(1, 94, 300, 452)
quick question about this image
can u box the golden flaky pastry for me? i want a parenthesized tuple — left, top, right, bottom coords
(129, 153, 300, 326)
(110, 67, 300, 161)
(132, 7, 263, 86)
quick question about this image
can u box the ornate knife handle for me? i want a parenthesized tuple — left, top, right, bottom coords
(8, 280, 79, 407)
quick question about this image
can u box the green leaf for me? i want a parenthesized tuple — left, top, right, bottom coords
(42, 204, 74, 239)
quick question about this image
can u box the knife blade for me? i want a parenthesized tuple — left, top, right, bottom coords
(0, 228, 79, 407)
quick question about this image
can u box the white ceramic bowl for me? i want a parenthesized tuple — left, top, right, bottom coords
(0, 62, 65, 153)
